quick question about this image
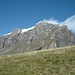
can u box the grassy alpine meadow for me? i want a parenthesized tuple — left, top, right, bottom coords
(0, 46, 75, 75)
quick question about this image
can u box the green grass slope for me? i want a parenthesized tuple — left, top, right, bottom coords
(0, 46, 75, 75)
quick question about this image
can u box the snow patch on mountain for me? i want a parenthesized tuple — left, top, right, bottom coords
(3, 33, 12, 36)
(21, 26, 35, 33)
(2, 26, 35, 36)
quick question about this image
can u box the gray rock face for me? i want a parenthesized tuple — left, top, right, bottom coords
(0, 21, 75, 55)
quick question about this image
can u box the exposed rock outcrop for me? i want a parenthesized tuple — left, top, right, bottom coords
(0, 21, 75, 55)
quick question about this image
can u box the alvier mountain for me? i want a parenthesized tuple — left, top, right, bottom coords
(0, 21, 75, 55)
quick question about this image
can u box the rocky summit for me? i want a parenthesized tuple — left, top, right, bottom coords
(0, 21, 75, 55)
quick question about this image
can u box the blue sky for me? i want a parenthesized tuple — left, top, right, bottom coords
(0, 0, 75, 35)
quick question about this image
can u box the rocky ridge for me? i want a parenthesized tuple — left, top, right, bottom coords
(0, 21, 75, 55)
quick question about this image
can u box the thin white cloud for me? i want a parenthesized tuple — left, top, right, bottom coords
(43, 17, 60, 25)
(43, 15, 75, 32)
(62, 15, 75, 32)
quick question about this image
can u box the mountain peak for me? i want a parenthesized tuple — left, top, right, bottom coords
(0, 21, 75, 55)
(36, 20, 48, 25)
(12, 28, 21, 33)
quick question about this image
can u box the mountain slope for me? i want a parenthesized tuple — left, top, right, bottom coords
(0, 21, 75, 55)
(0, 46, 75, 75)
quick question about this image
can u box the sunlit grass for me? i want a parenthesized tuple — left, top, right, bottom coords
(0, 46, 75, 75)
